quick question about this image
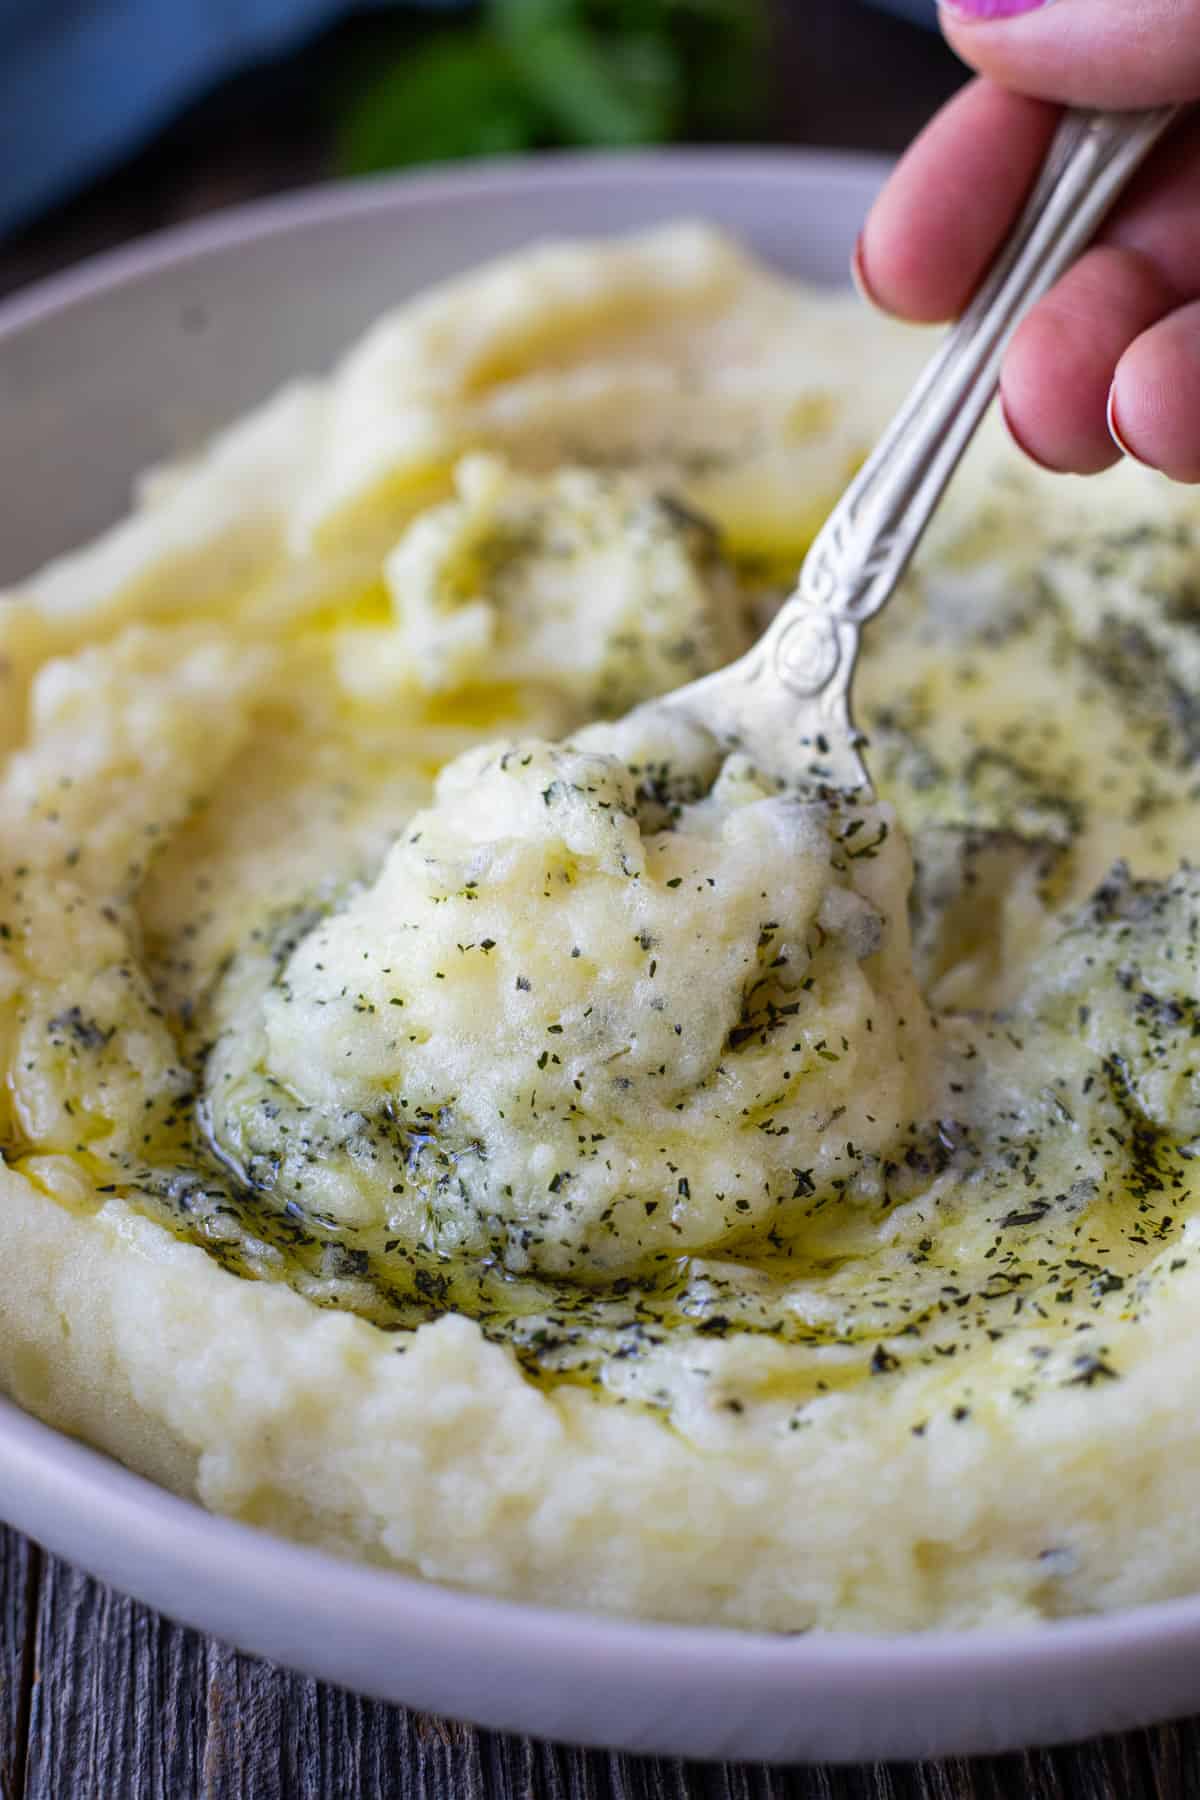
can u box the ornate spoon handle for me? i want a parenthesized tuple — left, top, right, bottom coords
(765, 104, 1182, 774)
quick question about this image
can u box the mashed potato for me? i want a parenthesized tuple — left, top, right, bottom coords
(213, 713, 928, 1276)
(5, 225, 1200, 1633)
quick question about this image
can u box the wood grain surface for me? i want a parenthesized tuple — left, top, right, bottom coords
(6, 3, 1200, 1795)
(3, 1529, 1200, 1799)
(0, 1532, 35, 1800)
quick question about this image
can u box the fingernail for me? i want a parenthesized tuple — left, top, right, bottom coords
(1107, 384, 1148, 466)
(850, 234, 878, 309)
(940, 0, 1057, 19)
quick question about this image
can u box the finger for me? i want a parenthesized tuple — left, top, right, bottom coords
(1000, 245, 1181, 473)
(1102, 110, 1200, 303)
(1110, 301, 1200, 483)
(940, 0, 1200, 109)
(998, 110, 1200, 473)
(856, 79, 1059, 323)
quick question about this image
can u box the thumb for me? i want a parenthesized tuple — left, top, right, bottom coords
(940, 0, 1200, 108)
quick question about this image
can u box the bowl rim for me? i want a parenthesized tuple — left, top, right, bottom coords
(9, 1385, 1200, 1680)
(3, 145, 1200, 1704)
(0, 146, 892, 334)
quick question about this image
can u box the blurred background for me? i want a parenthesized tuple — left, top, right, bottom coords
(0, 0, 959, 302)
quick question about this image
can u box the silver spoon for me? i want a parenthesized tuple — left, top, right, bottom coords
(662, 105, 1182, 794)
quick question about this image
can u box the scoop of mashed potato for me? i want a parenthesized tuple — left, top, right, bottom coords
(206, 708, 933, 1276)
(337, 454, 747, 716)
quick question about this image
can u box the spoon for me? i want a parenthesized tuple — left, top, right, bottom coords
(662, 105, 1182, 795)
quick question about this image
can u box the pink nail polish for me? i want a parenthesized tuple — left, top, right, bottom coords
(940, 0, 1057, 19)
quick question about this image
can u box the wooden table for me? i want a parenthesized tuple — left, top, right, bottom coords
(5, 1520, 1200, 1798)
(4, 4, 1200, 1793)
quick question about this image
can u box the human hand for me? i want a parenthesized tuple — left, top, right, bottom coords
(857, 1, 1200, 480)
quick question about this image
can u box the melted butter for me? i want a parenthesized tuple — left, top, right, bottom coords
(58, 1027, 1199, 1416)
(868, 629, 1194, 870)
(301, 579, 393, 636)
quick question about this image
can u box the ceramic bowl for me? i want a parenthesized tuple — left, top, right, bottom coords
(4, 151, 1200, 1764)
